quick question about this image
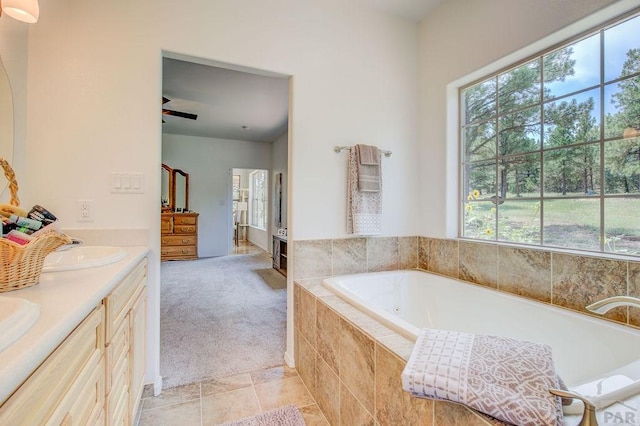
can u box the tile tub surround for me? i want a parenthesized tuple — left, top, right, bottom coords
(293, 235, 640, 328)
(294, 280, 502, 425)
(292, 236, 419, 280)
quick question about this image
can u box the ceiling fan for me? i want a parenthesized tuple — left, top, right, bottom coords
(162, 97, 197, 122)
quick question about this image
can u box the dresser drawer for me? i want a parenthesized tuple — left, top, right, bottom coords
(161, 235, 197, 246)
(161, 245, 197, 257)
(174, 225, 196, 234)
(160, 216, 173, 234)
(174, 216, 196, 225)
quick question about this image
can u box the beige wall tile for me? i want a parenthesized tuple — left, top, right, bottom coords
(375, 344, 432, 425)
(299, 286, 317, 345)
(498, 246, 551, 302)
(296, 328, 316, 397)
(340, 383, 375, 426)
(339, 319, 376, 414)
(333, 238, 367, 275)
(201, 387, 261, 424)
(552, 253, 627, 322)
(434, 400, 496, 425)
(429, 238, 459, 278)
(459, 241, 497, 288)
(399, 236, 418, 269)
(367, 236, 399, 272)
(294, 283, 301, 331)
(315, 355, 340, 425)
(299, 404, 330, 426)
(629, 262, 640, 326)
(418, 237, 430, 270)
(294, 239, 332, 279)
(254, 376, 315, 411)
(316, 300, 341, 375)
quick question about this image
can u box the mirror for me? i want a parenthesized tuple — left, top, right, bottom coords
(0, 55, 14, 166)
(161, 163, 173, 211)
(173, 169, 189, 212)
(160, 163, 189, 212)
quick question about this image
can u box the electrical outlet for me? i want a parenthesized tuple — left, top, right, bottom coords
(77, 199, 94, 222)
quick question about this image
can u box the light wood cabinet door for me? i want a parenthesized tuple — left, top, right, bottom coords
(0, 306, 104, 425)
(129, 287, 147, 418)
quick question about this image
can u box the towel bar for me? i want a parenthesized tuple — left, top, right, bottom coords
(334, 145, 392, 157)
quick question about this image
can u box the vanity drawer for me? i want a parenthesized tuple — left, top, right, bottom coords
(46, 355, 105, 426)
(174, 216, 196, 225)
(161, 245, 197, 257)
(161, 235, 197, 246)
(0, 306, 104, 424)
(105, 259, 147, 341)
(106, 318, 129, 393)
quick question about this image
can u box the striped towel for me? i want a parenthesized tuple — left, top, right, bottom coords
(347, 147, 382, 235)
(401, 328, 564, 426)
(355, 144, 381, 192)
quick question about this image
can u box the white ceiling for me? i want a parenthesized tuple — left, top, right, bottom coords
(359, 0, 444, 22)
(161, 0, 442, 142)
(162, 58, 289, 143)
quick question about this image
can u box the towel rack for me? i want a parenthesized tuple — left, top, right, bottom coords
(333, 145, 392, 157)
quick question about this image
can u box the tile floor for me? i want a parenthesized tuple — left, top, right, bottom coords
(136, 365, 328, 426)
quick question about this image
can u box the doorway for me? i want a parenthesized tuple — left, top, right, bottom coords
(159, 53, 290, 390)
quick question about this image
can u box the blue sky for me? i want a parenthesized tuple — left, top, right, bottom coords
(545, 14, 640, 116)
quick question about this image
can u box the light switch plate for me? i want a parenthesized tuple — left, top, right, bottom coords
(111, 173, 145, 193)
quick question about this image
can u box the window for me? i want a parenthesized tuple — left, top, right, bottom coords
(250, 170, 267, 230)
(460, 12, 640, 256)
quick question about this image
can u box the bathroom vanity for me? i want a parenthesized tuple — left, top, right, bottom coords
(0, 246, 149, 425)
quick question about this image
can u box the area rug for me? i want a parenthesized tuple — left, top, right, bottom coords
(218, 405, 306, 426)
(160, 253, 287, 388)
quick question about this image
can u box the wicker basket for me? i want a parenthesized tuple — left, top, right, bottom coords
(0, 158, 71, 292)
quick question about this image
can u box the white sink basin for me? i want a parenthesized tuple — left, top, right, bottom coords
(42, 246, 127, 272)
(0, 297, 40, 353)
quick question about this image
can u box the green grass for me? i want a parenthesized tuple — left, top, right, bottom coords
(464, 197, 640, 254)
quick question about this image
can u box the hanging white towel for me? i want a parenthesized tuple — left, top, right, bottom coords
(347, 147, 382, 235)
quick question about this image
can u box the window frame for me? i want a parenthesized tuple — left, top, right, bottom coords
(457, 6, 640, 257)
(249, 170, 268, 231)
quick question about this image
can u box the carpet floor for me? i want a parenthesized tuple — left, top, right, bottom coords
(160, 253, 287, 389)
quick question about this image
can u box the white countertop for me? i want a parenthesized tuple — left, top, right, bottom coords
(0, 246, 150, 405)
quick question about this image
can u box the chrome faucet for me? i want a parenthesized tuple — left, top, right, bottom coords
(586, 296, 640, 314)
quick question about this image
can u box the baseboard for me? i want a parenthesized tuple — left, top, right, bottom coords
(153, 376, 163, 396)
(284, 350, 295, 368)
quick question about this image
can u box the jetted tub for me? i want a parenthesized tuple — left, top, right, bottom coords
(322, 270, 640, 386)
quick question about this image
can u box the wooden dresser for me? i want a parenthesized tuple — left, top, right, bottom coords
(161, 212, 199, 261)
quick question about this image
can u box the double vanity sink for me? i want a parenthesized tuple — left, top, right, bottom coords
(0, 246, 128, 356)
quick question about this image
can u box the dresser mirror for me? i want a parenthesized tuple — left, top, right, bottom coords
(161, 163, 173, 211)
(173, 168, 189, 212)
(161, 163, 190, 212)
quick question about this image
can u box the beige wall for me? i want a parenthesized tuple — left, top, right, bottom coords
(417, 0, 622, 237)
(20, 0, 420, 387)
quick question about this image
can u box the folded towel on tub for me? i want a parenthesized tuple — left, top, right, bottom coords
(401, 328, 564, 426)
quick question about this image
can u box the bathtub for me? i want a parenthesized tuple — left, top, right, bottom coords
(322, 270, 640, 386)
